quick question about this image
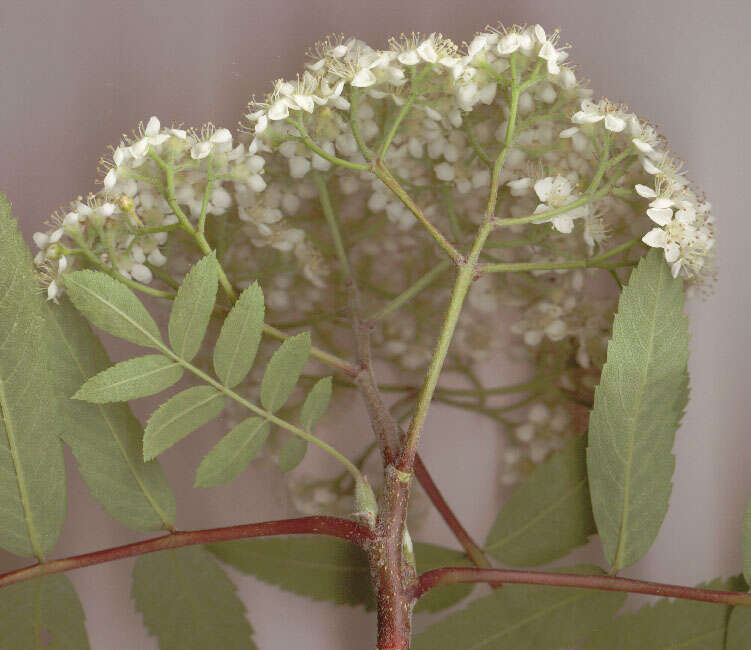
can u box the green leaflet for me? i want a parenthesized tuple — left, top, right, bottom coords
(168, 253, 218, 362)
(143, 386, 226, 461)
(132, 546, 255, 650)
(208, 538, 473, 614)
(412, 566, 625, 650)
(46, 300, 176, 531)
(0, 575, 90, 649)
(300, 377, 332, 430)
(727, 605, 751, 650)
(213, 282, 264, 388)
(195, 417, 270, 487)
(73, 355, 183, 403)
(208, 536, 376, 609)
(413, 542, 474, 614)
(0, 196, 66, 559)
(260, 332, 311, 413)
(64, 270, 163, 349)
(582, 576, 746, 650)
(587, 250, 690, 571)
(278, 436, 308, 473)
(486, 436, 595, 566)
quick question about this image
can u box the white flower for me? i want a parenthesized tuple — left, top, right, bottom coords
(351, 68, 377, 87)
(497, 33, 520, 55)
(210, 128, 233, 152)
(103, 168, 117, 190)
(191, 141, 212, 160)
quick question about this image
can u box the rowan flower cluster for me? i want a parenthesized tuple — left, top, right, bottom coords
(34, 23, 716, 489)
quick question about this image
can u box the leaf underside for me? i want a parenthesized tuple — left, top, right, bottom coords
(0, 196, 66, 559)
(0, 574, 90, 649)
(587, 250, 690, 571)
(486, 436, 595, 567)
(46, 300, 176, 531)
(412, 565, 625, 650)
(133, 546, 256, 650)
(582, 576, 747, 650)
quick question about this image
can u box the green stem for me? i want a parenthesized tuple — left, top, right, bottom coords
(158, 346, 361, 481)
(397, 221, 493, 471)
(369, 260, 451, 322)
(291, 117, 369, 171)
(373, 164, 463, 264)
(313, 171, 352, 278)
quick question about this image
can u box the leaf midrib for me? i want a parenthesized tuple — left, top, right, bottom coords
(0, 261, 43, 560)
(613, 271, 664, 570)
(486, 478, 586, 556)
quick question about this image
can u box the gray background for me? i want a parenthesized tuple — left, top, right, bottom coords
(1, 0, 750, 647)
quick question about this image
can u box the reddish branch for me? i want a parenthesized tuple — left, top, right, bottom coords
(0, 516, 371, 590)
(412, 566, 751, 607)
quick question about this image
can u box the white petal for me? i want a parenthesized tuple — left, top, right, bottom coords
(534, 24, 546, 43)
(534, 177, 554, 202)
(113, 146, 128, 167)
(33, 232, 50, 249)
(642, 228, 667, 248)
(670, 259, 682, 277)
(47, 280, 59, 302)
(642, 158, 660, 175)
(268, 100, 290, 120)
(552, 216, 574, 234)
(129, 138, 149, 159)
(646, 208, 674, 226)
(649, 197, 674, 209)
(254, 115, 268, 134)
(351, 68, 377, 87)
(632, 138, 653, 153)
(103, 168, 117, 190)
(170, 128, 187, 139)
(468, 34, 488, 57)
(210, 128, 232, 145)
(416, 40, 438, 63)
(635, 183, 658, 198)
(497, 33, 520, 55)
(559, 126, 579, 138)
(604, 114, 626, 132)
(190, 141, 212, 160)
(664, 242, 681, 263)
(144, 116, 160, 137)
